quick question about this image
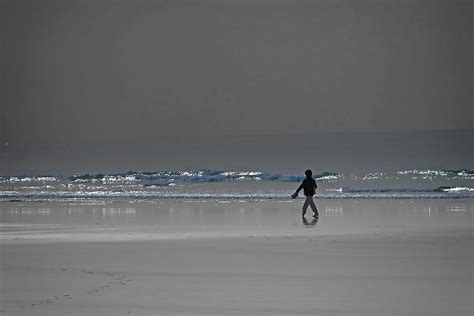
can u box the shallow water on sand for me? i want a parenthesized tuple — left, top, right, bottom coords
(1, 200, 471, 243)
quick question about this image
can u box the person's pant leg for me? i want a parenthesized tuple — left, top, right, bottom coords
(302, 197, 311, 213)
(308, 197, 318, 215)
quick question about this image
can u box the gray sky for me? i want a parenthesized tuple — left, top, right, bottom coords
(1, 0, 472, 143)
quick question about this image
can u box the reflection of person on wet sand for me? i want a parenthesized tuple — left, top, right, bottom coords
(291, 169, 319, 218)
(302, 216, 318, 226)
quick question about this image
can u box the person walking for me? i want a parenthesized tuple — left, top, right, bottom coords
(291, 169, 319, 218)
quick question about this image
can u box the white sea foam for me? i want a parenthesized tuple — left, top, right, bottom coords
(442, 187, 474, 192)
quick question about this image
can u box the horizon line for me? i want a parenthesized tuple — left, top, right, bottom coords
(1, 128, 472, 146)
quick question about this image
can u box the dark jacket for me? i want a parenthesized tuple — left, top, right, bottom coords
(296, 177, 317, 196)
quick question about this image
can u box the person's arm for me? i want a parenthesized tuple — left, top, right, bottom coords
(292, 180, 305, 198)
(296, 181, 305, 194)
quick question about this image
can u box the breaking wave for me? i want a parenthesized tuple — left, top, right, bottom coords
(327, 186, 474, 193)
(397, 169, 473, 179)
(0, 170, 341, 184)
(0, 168, 472, 184)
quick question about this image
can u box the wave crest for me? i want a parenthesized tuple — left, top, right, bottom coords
(1, 168, 471, 184)
(65, 170, 340, 184)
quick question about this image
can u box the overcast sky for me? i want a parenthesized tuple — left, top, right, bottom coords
(1, 0, 472, 143)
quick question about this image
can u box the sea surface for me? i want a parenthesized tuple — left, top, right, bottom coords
(0, 130, 472, 202)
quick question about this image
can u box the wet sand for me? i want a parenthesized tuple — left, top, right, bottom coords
(1, 200, 472, 315)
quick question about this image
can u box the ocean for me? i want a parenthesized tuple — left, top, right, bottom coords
(0, 130, 472, 202)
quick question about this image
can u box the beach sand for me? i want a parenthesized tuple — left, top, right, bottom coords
(1, 200, 472, 315)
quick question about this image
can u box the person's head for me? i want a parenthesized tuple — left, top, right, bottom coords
(304, 169, 312, 178)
